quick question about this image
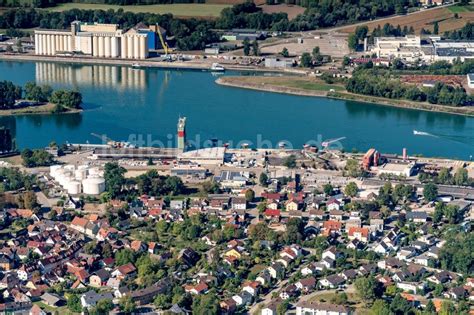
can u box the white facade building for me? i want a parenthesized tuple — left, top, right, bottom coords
(35, 21, 149, 59)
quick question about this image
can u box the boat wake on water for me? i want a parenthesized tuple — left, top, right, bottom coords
(413, 130, 437, 137)
(413, 130, 474, 146)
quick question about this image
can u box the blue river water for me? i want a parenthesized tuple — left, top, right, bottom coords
(0, 60, 473, 159)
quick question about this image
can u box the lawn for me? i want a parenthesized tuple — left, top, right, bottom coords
(242, 76, 344, 92)
(447, 5, 474, 13)
(272, 79, 344, 92)
(45, 3, 230, 18)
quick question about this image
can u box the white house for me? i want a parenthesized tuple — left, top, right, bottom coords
(296, 301, 351, 315)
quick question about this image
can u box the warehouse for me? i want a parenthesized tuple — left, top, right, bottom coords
(34, 21, 149, 59)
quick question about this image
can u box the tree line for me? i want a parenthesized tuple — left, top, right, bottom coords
(0, 80, 82, 111)
(0, 0, 422, 37)
(346, 67, 473, 107)
(0, 0, 203, 8)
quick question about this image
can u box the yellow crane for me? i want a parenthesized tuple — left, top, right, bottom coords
(157, 25, 169, 56)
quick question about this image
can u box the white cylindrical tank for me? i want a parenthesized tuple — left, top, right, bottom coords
(64, 165, 75, 172)
(50, 165, 62, 177)
(75, 168, 88, 180)
(53, 168, 66, 181)
(66, 180, 81, 195)
(82, 177, 106, 195)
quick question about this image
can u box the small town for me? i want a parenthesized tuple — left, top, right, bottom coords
(0, 117, 473, 314)
(0, 0, 473, 313)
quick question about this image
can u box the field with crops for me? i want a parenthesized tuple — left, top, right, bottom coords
(46, 2, 231, 18)
(339, 6, 474, 34)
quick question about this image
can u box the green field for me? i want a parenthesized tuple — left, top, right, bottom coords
(447, 5, 474, 13)
(45, 3, 230, 17)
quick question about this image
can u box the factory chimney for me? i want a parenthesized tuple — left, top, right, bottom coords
(402, 148, 407, 161)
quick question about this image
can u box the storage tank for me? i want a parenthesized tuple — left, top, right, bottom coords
(82, 177, 106, 195)
(50, 165, 62, 177)
(64, 165, 75, 172)
(88, 167, 100, 176)
(75, 168, 88, 180)
(66, 180, 81, 195)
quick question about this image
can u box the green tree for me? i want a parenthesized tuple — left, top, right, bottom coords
(423, 183, 438, 202)
(115, 248, 135, 266)
(424, 300, 436, 314)
(245, 189, 255, 202)
(49, 89, 82, 109)
(390, 294, 413, 314)
(277, 300, 289, 315)
(312, 46, 320, 60)
(439, 301, 456, 315)
(91, 299, 114, 315)
(67, 294, 82, 313)
(119, 295, 136, 313)
(252, 39, 259, 56)
(280, 47, 289, 57)
(454, 167, 468, 186)
(259, 172, 269, 186)
(154, 294, 171, 309)
(243, 38, 250, 56)
(370, 299, 390, 315)
(433, 21, 439, 35)
(192, 292, 220, 315)
(355, 25, 369, 40)
(345, 159, 364, 177)
(323, 183, 333, 196)
(104, 162, 126, 198)
(437, 167, 451, 184)
(355, 276, 377, 303)
(348, 33, 358, 51)
(300, 52, 312, 67)
(344, 182, 358, 197)
(283, 155, 297, 168)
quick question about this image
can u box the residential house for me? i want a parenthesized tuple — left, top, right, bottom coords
(348, 227, 370, 243)
(280, 284, 298, 300)
(296, 301, 351, 315)
(319, 275, 345, 289)
(295, 276, 316, 293)
(89, 269, 111, 288)
(406, 212, 428, 223)
(80, 291, 114, 309)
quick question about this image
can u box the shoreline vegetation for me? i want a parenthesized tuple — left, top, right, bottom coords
(0, 102, 82, 116)
(216, 76, 474, 117)
(0, 80, 83, 116)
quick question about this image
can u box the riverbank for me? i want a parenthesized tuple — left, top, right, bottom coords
(216, 76, 474, 117)
(0, 53, 305, 74)
(0, 103, 82, 116)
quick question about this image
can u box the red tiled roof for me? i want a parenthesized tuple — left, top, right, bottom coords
(264, 209, 281, 217)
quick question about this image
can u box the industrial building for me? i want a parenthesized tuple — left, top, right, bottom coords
(377, 161, 416, 177)
(362, 148, 381, 170)
(34, 21, 159, 59)
(370, 35, 474, 63)
(468, 73, 474, 89)
(177, 147, 227, 165)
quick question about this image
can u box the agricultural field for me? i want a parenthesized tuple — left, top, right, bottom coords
(45, 3, 231, 18)
(339, 6, 474, 34)
(260, 3, 305, 20)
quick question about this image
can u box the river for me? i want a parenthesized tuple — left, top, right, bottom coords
(0, 60, 473, 159)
